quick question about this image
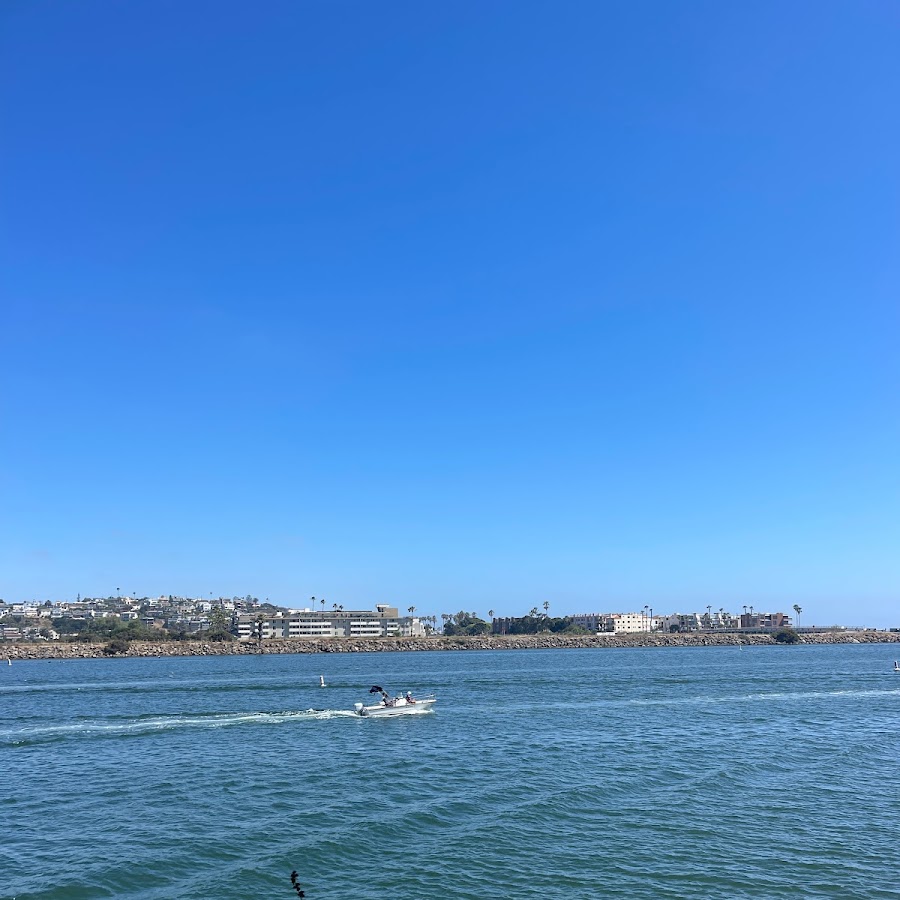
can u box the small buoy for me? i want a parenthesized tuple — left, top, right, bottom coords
(319, 675, 326, 687)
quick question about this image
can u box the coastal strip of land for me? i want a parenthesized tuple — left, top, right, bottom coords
(5, 630, 900, 660)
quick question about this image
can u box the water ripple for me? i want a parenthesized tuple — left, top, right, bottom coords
(4, 645, 900, 898)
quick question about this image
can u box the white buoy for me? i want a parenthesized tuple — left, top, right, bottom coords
(319, 675, 326, 687)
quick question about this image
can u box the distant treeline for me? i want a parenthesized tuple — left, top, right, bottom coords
(442, 611, 588, 636)
(0, 615, 234, 644)
(495, 616, 588, 635)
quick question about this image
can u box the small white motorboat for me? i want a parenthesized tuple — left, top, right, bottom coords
(894, 661, 899, 673)
(354, 685, 437, 717)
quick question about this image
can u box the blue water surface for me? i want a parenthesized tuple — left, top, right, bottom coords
(3, 644, 900, 899)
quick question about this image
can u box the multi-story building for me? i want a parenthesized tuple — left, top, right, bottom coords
(740, 612, 792, 629)
(660, 613, 702, 632)
(607, 612, 649, 633)
(236, 605, 425, 640)
(571, 612, 657, 633)
(657, 610, 791, 631)
(165, 616, 211, 633)
(569, 613, 605, 632)
(693, 610, 743, 630)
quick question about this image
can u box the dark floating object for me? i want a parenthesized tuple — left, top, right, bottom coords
(369, 685, 384, 694)
(290, 869, 306, 897)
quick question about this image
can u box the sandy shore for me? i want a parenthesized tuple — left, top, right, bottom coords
(4, 629, 900, 660)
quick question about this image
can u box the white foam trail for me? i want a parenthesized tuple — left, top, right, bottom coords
(1, 708, 359, 742)
(0, 674, 302, 694)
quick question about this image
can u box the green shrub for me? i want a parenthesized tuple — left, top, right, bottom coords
(103, 637, 130, 655)
(774, 628, 800, 644)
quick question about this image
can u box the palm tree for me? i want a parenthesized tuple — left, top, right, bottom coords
(530, 607, 539, 619)
(333, 602, 339, 613)
(321, 597, 325, 613)
(408, 606, 416, 617)
(441, 614, 449, 632)
(488, 609, 494, 621)
(311, 596, 316, 612)
(543, 601, 550, 617)
(793, 604, 802, 629)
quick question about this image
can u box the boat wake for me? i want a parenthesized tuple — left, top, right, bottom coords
(0, 679, 322, 696)
(1, 708, 360, 746)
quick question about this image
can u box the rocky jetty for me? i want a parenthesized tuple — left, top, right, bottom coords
(4, 629, 900, 661)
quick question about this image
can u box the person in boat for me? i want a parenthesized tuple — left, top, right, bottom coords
(405, 691, 416, 704)
(380, 690, 393, 706)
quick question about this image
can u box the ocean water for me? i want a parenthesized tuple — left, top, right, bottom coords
(3, 644, 900, 899)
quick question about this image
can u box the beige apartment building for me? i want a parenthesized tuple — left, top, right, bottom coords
(571, 611, 658, 633)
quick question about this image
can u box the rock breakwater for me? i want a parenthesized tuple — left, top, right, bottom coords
(5, 630, 900, 660)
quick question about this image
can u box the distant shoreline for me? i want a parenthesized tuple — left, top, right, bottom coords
(5, 630, 900, 660)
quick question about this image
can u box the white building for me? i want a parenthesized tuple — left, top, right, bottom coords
(659, 611, 744, 632)
(236, 605, 426, 640)
(607, 612, 648, 633)
(571, 611, 658, 634)
(660, 613, 701, 632)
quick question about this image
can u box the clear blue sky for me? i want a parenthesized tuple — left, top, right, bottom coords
(2, 2, 898, 625)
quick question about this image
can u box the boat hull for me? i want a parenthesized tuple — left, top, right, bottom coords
(355, 698, 436, 717)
